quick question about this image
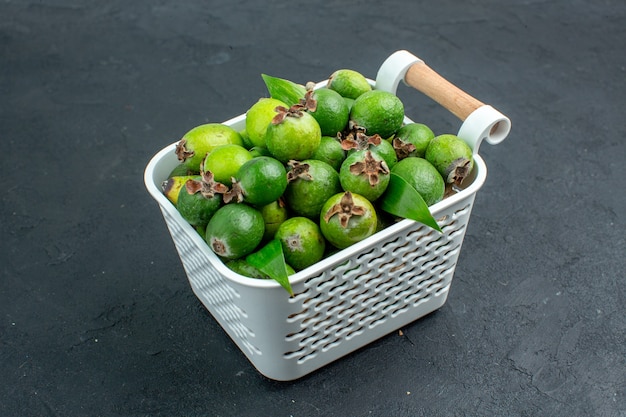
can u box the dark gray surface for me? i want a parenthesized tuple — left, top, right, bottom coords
(1, 1, 624, 416)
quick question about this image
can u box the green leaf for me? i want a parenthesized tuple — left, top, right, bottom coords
(246, 239, 294, 296)
(261, 74, 307, 108)
(380, 173, 443, 233)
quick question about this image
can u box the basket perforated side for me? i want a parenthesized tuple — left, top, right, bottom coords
(160, 207, 261, 356)
(282, 200, 473, 368)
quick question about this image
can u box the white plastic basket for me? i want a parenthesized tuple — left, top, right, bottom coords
(144, 51, 511, 381)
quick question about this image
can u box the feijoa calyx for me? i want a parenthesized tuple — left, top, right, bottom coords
(425, 134, 474, 185)
(392, 123, 435, 160)
(339, 150, 390, 202)
(320, 191, 378, 249)
(176, 173, 227, 227)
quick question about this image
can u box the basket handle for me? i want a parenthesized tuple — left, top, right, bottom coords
(375, 50, 511, 154)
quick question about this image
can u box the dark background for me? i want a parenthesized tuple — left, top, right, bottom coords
(1, 1, 624, 416)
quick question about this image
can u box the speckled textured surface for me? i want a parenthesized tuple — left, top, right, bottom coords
(1, 1, 624, 416)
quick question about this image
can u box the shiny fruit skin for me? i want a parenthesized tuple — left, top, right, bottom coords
(311, 136, 346, 172)
(393, 123, 435, 159)
(235, 156, 288, 207)
(320, 192, 378, 249)
(275, 217, 326, 271)
(339, 150, 390, 202)
(265, 111, 322, 163)
(349, 90, 404, 140)
(205, 203, 265, 260)
(425, 134, 474, 184)
(176, 177, 223, 227)
(327, 69, 372, 100)
(245, 98, 288, 148)
(162, 175, 196, 206)
(284, 159, 342, 219)
(391, 157, 445, 206)
(177, 123, 243, 172)
(309, 87, 350, 137)
(259, 200, 289, 241)
(203, 144, 253, 186)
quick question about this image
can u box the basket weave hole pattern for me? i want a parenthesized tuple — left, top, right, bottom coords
(284, 203, 473, 364)
(162, 208, 259, 355)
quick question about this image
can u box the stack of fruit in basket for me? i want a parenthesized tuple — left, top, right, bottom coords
(162, 69, 474, 294)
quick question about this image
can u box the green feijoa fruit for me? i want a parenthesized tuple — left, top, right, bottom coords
(311, 136, 346, 172)
(284, 159, 342, 219)
(339, 150, 390, 202)
(265, 107, 321, 163)
(308, 87, 350, 137)
(275, 217, 326, 271)
(225, 156, 288, 207)
(176, 176, 224, 227)
(327, 69, 372, 100)
(259, 199, 289, 241)
(425, 134, 474, 185)
(364, 138, 398, 169)
(349, 90, 404, 140)
(320, 191, 378, 249)
(205, 203, 265, 260)
(203, 144, 253, 186)
(245, 97, 289, 148)
(340, 124, 396, 169)
(391, 157, 445, 206)
(175, 123, 243, 172)
(376, 139, 398, 169)
(239, 128, 253, 149)
(391, 123, 435, 160)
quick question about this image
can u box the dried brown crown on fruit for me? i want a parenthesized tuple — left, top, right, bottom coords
(271, 90, 317, 125)
(175, 138, 195, 162)
(348, 150, 390, 187)
(392, 137, 417, 160)
(338, 121, 382, 151)
(286, 160, 313, 182)
(446, 158, 472, 185)
(185, 170, 228, 198)
(222, 179, 244, 204)
(323, 191, 366, 228)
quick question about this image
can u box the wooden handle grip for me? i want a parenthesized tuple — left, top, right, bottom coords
(404, 61, 485, 121)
